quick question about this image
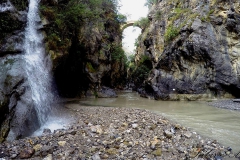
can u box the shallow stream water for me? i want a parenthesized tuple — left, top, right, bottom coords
(77, 92, 240, 152)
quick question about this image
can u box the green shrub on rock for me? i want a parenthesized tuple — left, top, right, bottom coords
(164, 25, 180, 43)
(128, 55, 152, 87)
(111, 44, 127, 64)
(134, 17, 150, 29)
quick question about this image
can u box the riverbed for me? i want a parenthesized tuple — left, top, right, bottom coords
(76, 92, 240, 152)
(1, 92, 240, 159)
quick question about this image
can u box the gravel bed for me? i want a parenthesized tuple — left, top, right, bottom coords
(208, 99, 240, 111)
(0, 106, 236, 160)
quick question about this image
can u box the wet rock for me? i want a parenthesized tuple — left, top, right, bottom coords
(175, 124, 181, 129)
(19, 147, 35, 159)
(184, 131, 192, 138)
(43, 128, 51, 135)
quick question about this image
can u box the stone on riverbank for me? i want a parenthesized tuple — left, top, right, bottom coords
(0, 107, 229, 159)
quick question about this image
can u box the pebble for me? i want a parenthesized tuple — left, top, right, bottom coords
(58, 141, 66, 147)
(19, 148, 35, 159)
(132, 123, 138, 129)
(33, 144, 42, 152)
(164, 130, 173, 139)
(106, 148, 117, 155)
(92, 153, 101, 160)
(43, 154, 53, 160)
(0, 107, 227, 159)
(152, 148, 162, 156)
(184, 131, 192, 138)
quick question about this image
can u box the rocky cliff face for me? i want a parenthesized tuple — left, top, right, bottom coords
(0, 0, 41, 142)
(136, 0, 240, 100)
(40, 0, 126, 98)
(0, 0, 126, 142)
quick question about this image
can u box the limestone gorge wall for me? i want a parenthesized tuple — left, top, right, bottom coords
(0, 0, 126, 142)
(40, 0, 126, 97)
(136, 0, 240, 100)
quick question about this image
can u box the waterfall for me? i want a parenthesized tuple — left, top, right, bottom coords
(0, 0, 13, 12)
(23, 0, 55, 124)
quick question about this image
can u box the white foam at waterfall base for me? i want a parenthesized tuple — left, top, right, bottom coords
(0, 0, 14, 12)
(23, 0, 55, 124)
(32, 117, 69, 136)
(32, 106, 75, 136)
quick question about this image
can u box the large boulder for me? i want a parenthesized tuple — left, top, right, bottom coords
(0, 56, 41, 141)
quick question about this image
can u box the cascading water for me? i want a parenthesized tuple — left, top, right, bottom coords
(23, 0, 55, 124)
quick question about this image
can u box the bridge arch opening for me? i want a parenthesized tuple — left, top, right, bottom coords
(122, 25, 142, 58)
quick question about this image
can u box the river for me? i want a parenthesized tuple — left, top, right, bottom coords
(76, 91, 240, 152)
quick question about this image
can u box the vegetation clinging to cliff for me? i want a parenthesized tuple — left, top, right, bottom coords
(40, 0, 125, 53)
(164, 25, 179, 43)
(134, 17, 150, 30)
(111, 44, 127, 63)
(41, 0, 127, 96)
(128, 55, 152, 88)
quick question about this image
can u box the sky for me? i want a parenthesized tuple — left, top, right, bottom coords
(118, 0, 149, 55)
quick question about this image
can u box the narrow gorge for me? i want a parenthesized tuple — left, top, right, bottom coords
(0, 0, 240, 158)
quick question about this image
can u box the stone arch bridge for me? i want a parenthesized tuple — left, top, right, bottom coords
(121, 21, 142, 32)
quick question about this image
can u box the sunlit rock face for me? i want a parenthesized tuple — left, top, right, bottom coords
(136, 0, 240, 100)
